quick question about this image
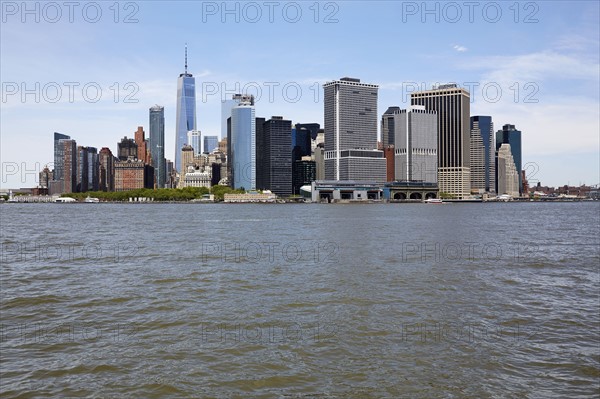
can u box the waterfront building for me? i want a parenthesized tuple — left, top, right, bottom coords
(323, 77, 386, 183)
(470, 116, 495, 193)
(256, 116, 292, 197)
(311, 180, 383, 202)
(496, 124, 522, 194)
(230, 99, 256, 190)
(411, 84, 471, 199)
(392, 105, 438, 184)
(497, 143, 520, 197)
(114, 158, 145, 191)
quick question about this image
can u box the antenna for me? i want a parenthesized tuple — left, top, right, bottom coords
(185, 43, 188, 74)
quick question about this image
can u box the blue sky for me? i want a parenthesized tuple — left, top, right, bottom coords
(1, 0, 598, 188)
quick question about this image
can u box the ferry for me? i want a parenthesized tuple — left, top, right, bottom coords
(424, 198, 443, 204)
(84, 196, 100, 203)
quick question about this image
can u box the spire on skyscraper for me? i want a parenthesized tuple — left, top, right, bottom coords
(184, 43, 188, 75)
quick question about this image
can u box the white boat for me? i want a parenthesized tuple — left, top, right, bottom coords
(424, 198, 443, 204)
(84, 196, 100, 203)
(55, 197, 77, 203)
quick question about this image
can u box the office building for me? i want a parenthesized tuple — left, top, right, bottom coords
(114, 158, 145, 191)
(149, 105, 166, 188)
(393, 105, 438, 184)
(315, 143, 325, 180)
(256, 116, 292, 197)
(222, 94, 254, 139)
(175, 45, 197, 171)
(497, 143, 520, 197)
(134, 126, 151, 164)
(496, 124, 522, 194)
(293, 158, 316, 195)
(99, 147, 115, 191)
(411, 84, 471, 199)
(470, 116, 495, 193)
(118, 137, 137, 161)
(39, 167, 53, 189)
(62, 139, 77, 193)
(323, 77, 386, 183)
(53, 132, 70, 182)
(230, 100, 256, 190)
(381, 106, 400, 147)
(204, 135, 218, 154)
(179, 144, 195, 187)
(188, 130, 202, 156)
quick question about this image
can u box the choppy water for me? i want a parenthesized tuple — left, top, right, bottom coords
(1, 202, 599, 398)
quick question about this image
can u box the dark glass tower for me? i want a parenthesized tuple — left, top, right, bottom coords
(256, 116, 292, 197)
(53, 132, 70, 181)
(496, 124, 522, 194)
(150, 105, 166, 188)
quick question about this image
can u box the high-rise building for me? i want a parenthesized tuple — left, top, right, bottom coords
(496, 124, 522, 194)
(114, 159, 145, 191)
(323, 77, 386, 182)
(222, 94, 254, 139)
(179, 144, 195, 187)
(187, 130, 202, 156)
(381, 106, 400, 147)
(470, 116, 495, 193)
(292, 127, 312, 161)
(53, 132, 70, 181)
(99, 147, 115, 191)
(393, 105, 438, 183)
(315, 143, 325, 181)
(175, 45, 197, 171)
(118, 137, 137, 161)
(62, 139, 77, 193)
(293, 158, 316, 195)
(411, 84, 471, 199)
(294, 123, 321, 141)
(39, 167, 53, 189)
(134, 126, 150, 164)
(204, 135, 218, 154)
(497, 143, 519, 197)
(230, 100, 256, 190)
(149, 105, 166, 188)
(256, 116, 292, 197)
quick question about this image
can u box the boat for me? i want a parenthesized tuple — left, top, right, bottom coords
(84, 196, 100, 203)
(424, 198, 443, 204)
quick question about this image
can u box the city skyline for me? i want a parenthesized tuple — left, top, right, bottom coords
(1, 1, 598, 189)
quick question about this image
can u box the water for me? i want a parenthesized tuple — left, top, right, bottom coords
(1, 202, 599, 398)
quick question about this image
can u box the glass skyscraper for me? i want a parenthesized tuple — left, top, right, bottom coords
(203, 135, 218, 154)
(496, 124, 522, 194)
(187, 130, 201, 156)
(53, 132, 70, 181)
(175, 46, 197, 172)
(149, 105, 166, 188)
(230, 101, 256, 190)
(470, 116, 495, 193)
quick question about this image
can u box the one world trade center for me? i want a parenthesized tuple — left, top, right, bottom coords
(175, 45, 197, 172)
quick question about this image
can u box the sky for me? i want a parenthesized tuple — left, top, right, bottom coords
(1, 0, 599, 189)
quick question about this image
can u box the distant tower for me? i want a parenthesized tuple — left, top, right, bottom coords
(256, 116, 292, 197)
(230, 99, 256, 190)
(149, 105, 166, 188)
(496, 124, 522, 194)
(175, 44, 197, 171)
(470, 116, 495, 193)
(187, 130, 202, 156)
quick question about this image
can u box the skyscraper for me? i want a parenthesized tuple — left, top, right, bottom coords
(175, 45, 197, 171)
(256, 116, 292, 197)
(117, 137, 137, 161)
(497, 143, 520, 197)
(53, 132, 70, 182)
(187, 130, 202, 156)
(230, 100, 256, 190)
(222, 94, 254, 140)
(393, 105, 438, 183)
(411, 84, 471, 199)
(62, 139, 77, 193)
(149, 105, 166, 188)
(496, 124, 522, 194)
(134, 126, 150, 164)
(381, 106, 400, 147)
(203, 135, 218, 154)
(470, 116, 495, 193)
(99, 147, 115, 192)
(323, 77, 386, 182)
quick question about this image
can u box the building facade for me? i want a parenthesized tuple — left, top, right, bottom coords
(470, 116, 495, 193)
(187, 130, 202, 156)
(497, 143, 520, 197)
(114, 159, 145, 191)
(323, 77, 385, 182)
(256, 116, 293, 197)
(203, 135, 218, 154)
(230, 100, 256, 190)
(496, 124, 522, 194)
(393, 105, 438, 184)
(149, 105, 166, 188)
(99, 147, 115, 192)
(175, 46, 197, 171)
(411, 84, 471, 199)
(62, 139, 77, 193)
(381, 106, 400, 147)
(118, 137, 137, 161)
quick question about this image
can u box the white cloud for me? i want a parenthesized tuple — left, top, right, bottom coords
(453, 45, 468, 52)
